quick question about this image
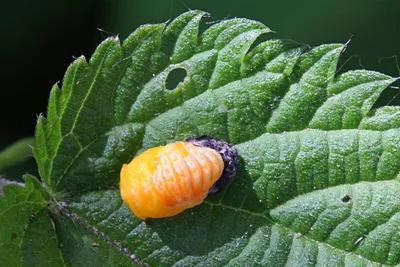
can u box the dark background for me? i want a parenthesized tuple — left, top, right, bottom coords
(2, 0, 400, 149)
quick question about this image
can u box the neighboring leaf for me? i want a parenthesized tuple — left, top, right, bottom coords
(0, 175, 55, 266)
(0, 136, 38, 182)
(20, 208, 63, 267)
(0, 175, 141, 266)
(0, 137, 35, 173)
(0, 158, 39, 184)
(31, 10, 400, 266)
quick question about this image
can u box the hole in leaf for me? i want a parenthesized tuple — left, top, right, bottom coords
(165, 68, 187, 90)
(342, 195, 352, 203)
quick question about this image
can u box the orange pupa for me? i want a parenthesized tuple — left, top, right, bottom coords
(120, 136, 238, 220)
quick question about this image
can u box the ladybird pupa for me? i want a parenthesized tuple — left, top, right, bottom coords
(120, 136, 238, 220)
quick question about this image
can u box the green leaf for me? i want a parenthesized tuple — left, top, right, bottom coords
(270, 180, 400, 265)
(51, 213, 140, 267)
(0, 137, 35, 174)
(0, 175, 140, 266)
(237, 129, 400, 208)
(0, 175, 56, 266)
(32, 10, 400, 266)
(0, 137, 38, 182)
(361, 106, 400, 130)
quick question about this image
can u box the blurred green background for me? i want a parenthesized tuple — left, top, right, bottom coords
(2, 0, 400, 151)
